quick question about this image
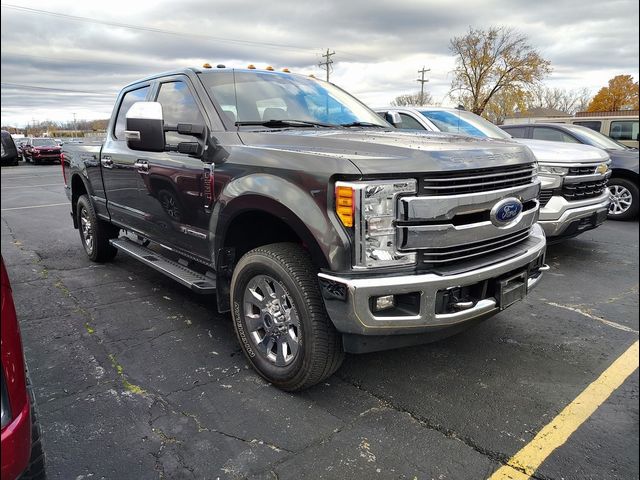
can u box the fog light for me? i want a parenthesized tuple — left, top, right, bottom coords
(373, 295, 395, 312)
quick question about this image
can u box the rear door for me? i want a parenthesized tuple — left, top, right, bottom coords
(101, 83, 153, 233)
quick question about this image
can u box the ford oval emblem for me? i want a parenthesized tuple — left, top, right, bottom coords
(490, 198, 523, 226)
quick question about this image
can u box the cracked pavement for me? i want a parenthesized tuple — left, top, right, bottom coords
(1, 164, 638, 479)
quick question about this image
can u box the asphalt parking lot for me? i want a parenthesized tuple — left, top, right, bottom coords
(1, 162, 638, 480)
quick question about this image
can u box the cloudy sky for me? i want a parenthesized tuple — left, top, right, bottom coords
(1, 0, 638, 127)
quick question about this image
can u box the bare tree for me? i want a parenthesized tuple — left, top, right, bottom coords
(449, 26, 552, 115)
(390, 91, 434, 107)
(528, 85, 591, 114)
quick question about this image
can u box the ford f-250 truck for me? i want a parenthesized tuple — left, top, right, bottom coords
(62, 66, 547, 390)
(375, 106, 612, 242)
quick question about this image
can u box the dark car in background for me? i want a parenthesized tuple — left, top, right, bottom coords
(22, 138, 62, 165)
(1, 258, 46, 480)
(1, 131, 19, 166)
(503, 123, 639, 220)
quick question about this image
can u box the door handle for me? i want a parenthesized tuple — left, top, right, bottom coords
(134, 160, 149, 172)
(101, 156, 114, 168)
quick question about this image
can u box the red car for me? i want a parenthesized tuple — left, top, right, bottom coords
(1, 258, 46, 480)
(22, 138, 62, 165)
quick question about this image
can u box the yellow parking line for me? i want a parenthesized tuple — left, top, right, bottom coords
(489, 340, 639, 480)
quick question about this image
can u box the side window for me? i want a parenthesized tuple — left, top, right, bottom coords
(156, 81, 205, 144)
(532, 127, 579, 143)
(397, 113, 426, 130)
(505, 127, 528, 138)
(573, 121, 601, 132)
(610, 120, 639, 141)
(114, 86, 150, 139)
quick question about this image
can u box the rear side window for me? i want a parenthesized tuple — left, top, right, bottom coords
(504, 126, 527, 138)
(532, 127, 579, 143)
(573, 121, 601, 132)
(397, 113, 426, 130)
(114, 86, 150, 139)
(155, 81, 205, 144)
(610, 120, 639, 141)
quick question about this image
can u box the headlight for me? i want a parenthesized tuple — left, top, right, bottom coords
(336, 179, 417, 268)
(538, 165, 569, 176)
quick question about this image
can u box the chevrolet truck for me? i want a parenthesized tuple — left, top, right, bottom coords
(62, 66, 547, 391)
(376, 106, 612, 242)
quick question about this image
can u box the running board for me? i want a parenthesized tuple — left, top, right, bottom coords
(110, 237, 216, 294)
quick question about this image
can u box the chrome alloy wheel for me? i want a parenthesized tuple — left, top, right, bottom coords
(243, 274, 301, 367)
(79, 206, 94, 254)
(609, 184, 633, 216)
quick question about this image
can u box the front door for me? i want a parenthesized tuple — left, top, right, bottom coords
(135, 77, 211, 260)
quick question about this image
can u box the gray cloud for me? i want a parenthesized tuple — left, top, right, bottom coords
(1, 0, 638, 127)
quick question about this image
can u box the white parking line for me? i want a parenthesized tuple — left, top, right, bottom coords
(1, 202, 68, 212)
(547, 302, 639, 334)
(1, 183, 62, 189)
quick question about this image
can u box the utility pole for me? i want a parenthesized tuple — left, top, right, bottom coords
(318, 49, 335, 82)
(417, 66, 431, 105)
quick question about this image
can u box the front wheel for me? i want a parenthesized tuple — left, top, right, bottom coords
(608, 178, 639, 220)
(230, 243, 344, 391)
(76, 195, 119, 262)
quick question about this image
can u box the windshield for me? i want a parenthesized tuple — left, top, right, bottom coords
(564, 124, 628, 150)
(33, 139, 57, 147)
(419, 110, 512, 140)
(199, 70, 389, 128)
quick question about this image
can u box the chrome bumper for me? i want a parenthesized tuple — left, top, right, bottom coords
(538, 190, 610, 237)
(319, 223, 546, 335)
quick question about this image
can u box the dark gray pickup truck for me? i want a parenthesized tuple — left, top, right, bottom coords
(62, 66, 547, 390)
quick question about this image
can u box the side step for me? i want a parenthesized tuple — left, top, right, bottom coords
(110, 237, 216, 294)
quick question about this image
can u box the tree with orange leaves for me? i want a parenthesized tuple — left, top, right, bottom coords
(586, 75, 639, 112)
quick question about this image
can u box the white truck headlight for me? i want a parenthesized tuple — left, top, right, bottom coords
(336, 179, 417, 268)
(538, 165, 569, 176)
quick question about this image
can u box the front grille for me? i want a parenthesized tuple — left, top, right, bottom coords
(420, 163, 536, 195)
(539, 189, 554, 207)
(561, 179, 607, 200)
(568, 166, 597, 175)
(419, 228, 531, 267)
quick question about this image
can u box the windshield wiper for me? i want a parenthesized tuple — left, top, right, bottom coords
(339, 121, 387, 128)
(235, 119, 337, 128)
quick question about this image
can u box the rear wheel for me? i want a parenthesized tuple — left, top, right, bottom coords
(76, 195, 119, 262)
(231, 243, 344, 391)
(608, 177, 639, 220)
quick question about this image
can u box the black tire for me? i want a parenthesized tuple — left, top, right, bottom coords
(22, 374, 46, 480)
(33, 158, 41, 165)
(608, 177, 639, 220)
(231, 243, 344, 391)
(76, 194, 119, 262)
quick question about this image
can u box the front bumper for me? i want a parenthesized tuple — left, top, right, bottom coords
(319, 223, 546, 337)
(538, 190, 610, 238)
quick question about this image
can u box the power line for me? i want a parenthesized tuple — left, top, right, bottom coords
(0, 82, 116, 96)
(318, 49, 335, 82)
(1, 4, 317, 55)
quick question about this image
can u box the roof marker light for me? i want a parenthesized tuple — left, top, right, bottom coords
(202, 63, 212, 69)
(265, 66, 274, 71)
(282, 68, 291, 73)
(247, 64, 256, 69)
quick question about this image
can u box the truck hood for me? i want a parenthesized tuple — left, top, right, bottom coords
(514, 139, 609, 164)
(240, 129, 536, 175)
